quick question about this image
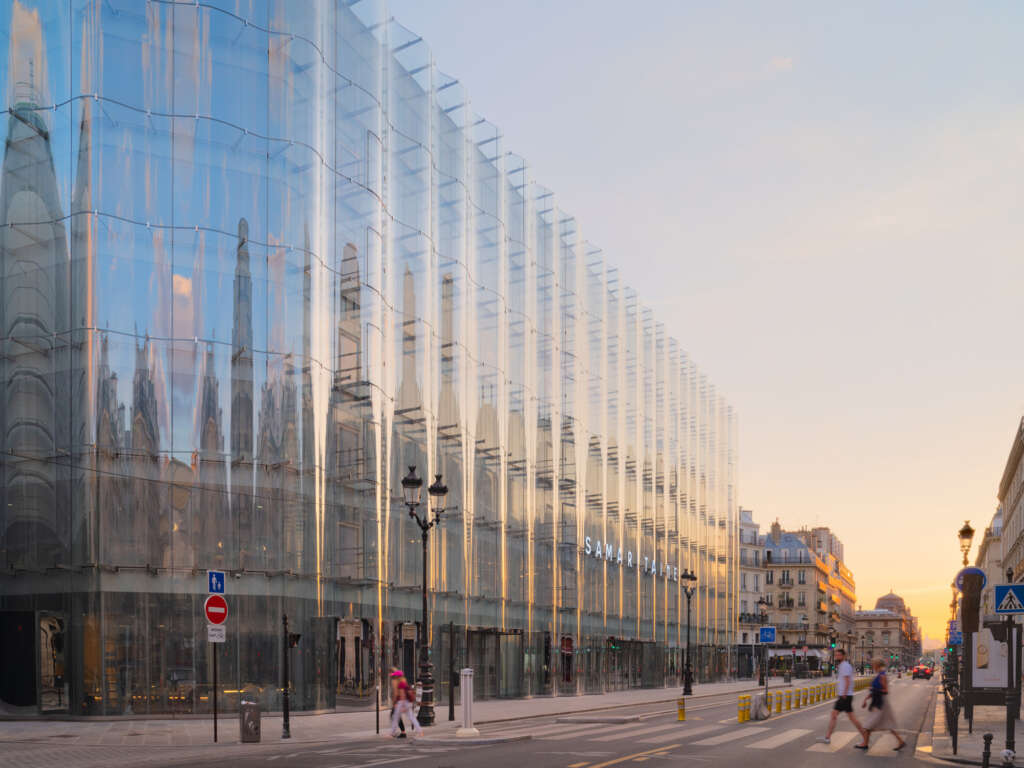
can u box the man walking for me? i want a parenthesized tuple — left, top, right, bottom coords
(819, 648, 867, 744)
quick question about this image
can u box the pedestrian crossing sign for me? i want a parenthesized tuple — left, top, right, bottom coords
(995, 584, 1024, 614)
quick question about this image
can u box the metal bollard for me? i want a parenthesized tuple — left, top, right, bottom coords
(785, 690, 792, 711)
(794, 688, 801, 709)
(804, 687, 809, 706)
(774, 691, 782, 714)
(982, 732, 993, 768)
(743, 695, 751, 722)
(678, 696, 686, 721)
(456, 668, 479, 737)
(738, 696, 744, 723)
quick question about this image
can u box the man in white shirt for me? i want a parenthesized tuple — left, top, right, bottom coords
(819, 649, 867, 744)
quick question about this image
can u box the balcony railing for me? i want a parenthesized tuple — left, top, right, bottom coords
(778, 598, 795, 610)
(778, 577, 794, 588)
(739, 612, 768, 625)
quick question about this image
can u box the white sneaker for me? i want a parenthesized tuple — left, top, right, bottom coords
(817, 737, 830, 744)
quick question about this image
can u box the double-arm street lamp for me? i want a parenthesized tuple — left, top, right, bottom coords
(401, 466, 448, 727)
(681, 569, 698, 694)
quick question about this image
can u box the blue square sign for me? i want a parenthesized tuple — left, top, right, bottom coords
(995, 584, 1024, 614)
(208, 570, 226, 594)
(759, 626, 776, 643)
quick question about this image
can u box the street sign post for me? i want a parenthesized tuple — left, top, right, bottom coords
(203, 593, 228, 743)
(208, 570, 226, 594)
(759, 626, 777, 643)
(995, 584, 1024, 614)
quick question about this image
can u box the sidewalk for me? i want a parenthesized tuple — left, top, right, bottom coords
(927, 690, 1024, 766)
(0, 678, 787, 748)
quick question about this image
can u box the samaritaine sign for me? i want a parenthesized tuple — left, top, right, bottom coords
(583, 536, 681, 581)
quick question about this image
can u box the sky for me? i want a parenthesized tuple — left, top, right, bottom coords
(388, 0, 1024, 646)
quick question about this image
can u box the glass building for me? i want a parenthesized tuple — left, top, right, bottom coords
(0, 0, 737, 715)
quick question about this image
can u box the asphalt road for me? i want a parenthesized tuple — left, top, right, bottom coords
(163, 677, 936, 768)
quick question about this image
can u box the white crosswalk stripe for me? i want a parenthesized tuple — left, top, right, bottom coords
(639, 724, 727, 745)
(693, 726, 770, 745)
(805, 731, 858, 751)
(593, 721, 713, 742)
(540, 721, 640, 741)
(747, 728, 812, 749)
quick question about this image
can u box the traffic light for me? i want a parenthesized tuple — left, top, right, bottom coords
(830, 641, 836, 649)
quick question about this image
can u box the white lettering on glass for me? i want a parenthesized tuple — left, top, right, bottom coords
(585, 536, 592, 555)
(605, 542, 613, 561)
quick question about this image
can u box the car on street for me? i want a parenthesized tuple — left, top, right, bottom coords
(912, 664, 933, 679)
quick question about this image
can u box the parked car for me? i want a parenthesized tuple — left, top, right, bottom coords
(912, 664, 933, 679)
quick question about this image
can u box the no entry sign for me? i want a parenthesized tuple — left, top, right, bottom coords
(205, 594, 228, 625)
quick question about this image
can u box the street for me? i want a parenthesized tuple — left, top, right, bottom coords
(51, 678, 934, 768)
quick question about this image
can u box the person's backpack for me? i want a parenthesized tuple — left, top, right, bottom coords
(402, 683, 416, 706)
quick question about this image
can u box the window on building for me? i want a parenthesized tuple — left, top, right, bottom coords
(741, 599, 749, 613)
(754, 574, 760, 591)
(766, 571, 773, 585)
(741, 573, 748, 590)
(798, 569, 806, 584)
(755, 551, 760, 566)
(798, 592, 806, 607)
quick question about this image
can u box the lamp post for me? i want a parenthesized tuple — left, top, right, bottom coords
(757, 596, 770, 688)
(401, 466, 448, 727)
(958, 520, 975, 567)
(682, 569, 697, 695)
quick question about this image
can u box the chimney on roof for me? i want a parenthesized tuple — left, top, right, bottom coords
(770, 520, 782, 544)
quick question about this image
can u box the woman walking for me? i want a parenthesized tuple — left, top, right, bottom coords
(388, 668, 406, 738)
(391, 671, 423, 739)
(855, 658, 906, 751)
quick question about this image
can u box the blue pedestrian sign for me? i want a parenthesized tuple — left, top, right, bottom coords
(949, 631, 963, 646)
(994, 584, 1024, 614)
(208, 570, 226, 594)
(759, 626, 777, 643)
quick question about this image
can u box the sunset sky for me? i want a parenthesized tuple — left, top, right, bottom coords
(390, 0, 1024, 645)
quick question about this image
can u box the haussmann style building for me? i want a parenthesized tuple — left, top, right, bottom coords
(0, 0, 739, 715)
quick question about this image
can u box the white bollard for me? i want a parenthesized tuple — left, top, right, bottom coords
(456, 668, 479, 737)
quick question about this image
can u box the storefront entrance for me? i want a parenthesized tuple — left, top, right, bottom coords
(467, 628, 523, 699)
(0, 610, 67, 712)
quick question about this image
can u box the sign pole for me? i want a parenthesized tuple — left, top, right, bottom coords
(1008, 613, 1015, 757)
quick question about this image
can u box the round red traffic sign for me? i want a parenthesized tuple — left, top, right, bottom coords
(205, 594, 228, 625)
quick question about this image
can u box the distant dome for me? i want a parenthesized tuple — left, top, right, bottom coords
(875, 592, 906, 613)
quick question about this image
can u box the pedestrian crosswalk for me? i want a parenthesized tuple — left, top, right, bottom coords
(480, 719, 907, 758)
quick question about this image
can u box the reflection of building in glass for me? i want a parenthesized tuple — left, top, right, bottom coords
(0, 0, 737, 715)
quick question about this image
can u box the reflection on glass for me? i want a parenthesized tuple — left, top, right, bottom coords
(0, 0, 737, 714)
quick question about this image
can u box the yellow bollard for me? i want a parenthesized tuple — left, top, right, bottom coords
(774, 691, 782, 714)
(678, 696, 686, 721)
(745, 695, 752, 722)
(794, 687, 801, 709)
(803, 687, 809, 706)
(785, 690, 792, 711)
(738, 696, 744, 723)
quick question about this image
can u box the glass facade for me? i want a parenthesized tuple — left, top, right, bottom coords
(0, 0, 737, 715)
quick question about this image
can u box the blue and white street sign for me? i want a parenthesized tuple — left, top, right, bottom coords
(994, 583, 1024, 614)
(949, 631, 962, 646)
(208, 570, 226, 594)
(956, 567, 987, 591)
(759, 626, 777, 643)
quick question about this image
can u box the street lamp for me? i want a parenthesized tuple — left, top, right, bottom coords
(402, 466, 448, 726)
(958, 520, 975, 567)
(682, 569, 698, 695)
(757, 596, 770, 688)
